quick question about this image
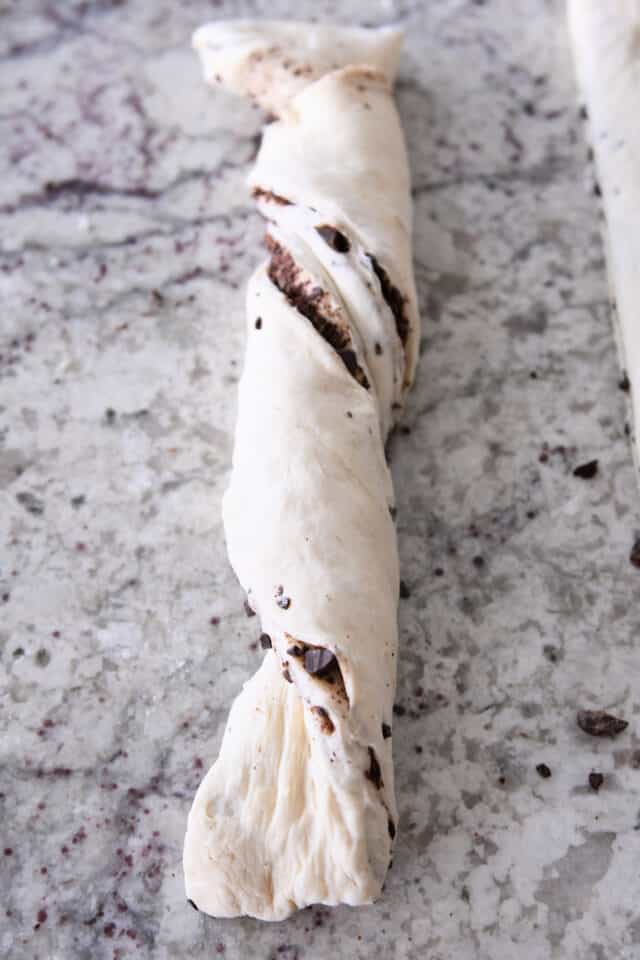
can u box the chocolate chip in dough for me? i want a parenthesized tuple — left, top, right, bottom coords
(381, 723, 392, 739)
(316, 225, 351, 253)
(259, 633, 272, 650)
(573, 459, 599, 479)
(304, 647, 336, 677)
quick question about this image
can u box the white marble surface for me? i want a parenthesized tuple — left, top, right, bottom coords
(1, 1, 640, 958)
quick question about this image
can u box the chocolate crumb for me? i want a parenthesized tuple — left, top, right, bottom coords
(630, 538, 640, 569)
(365, 747, 383, 789)
(399, 579, 411, 599)
(387, 818, 396, 839)
(472, 555, 484, 568)
(374, 342, 383, 355)
(316, 225, 351, 253)
(619, 372, 630, 392)
(536, 763, 552, 779)
(209, 616, 220, 626)
(346, 411, 353, 418)
(243, 599, 255, 618)
(434, 567, 444, 577)
(382, 723, 392, 739)
(187, 899, 199, 912)
(259, 633, 272, 650)
(304, 647, 336, 677)
(573, 459, 598, 479)
(589, 772, 604, 792)
(577, 709, 628, 737)
(255, 317, 262, 330)
(310, 705, 335, 735)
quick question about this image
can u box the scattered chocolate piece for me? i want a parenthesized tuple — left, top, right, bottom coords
(243, 599, 256, 618)
(304, 647, 336, 677)
(382, 722, 392, 739)
(577, 709, 628, 737)
(310, 705, 335, 735)
(187, 899, 199, 912)
(259, 633, 272, 650)
(536, 763, 552, 779)
(573, 459, 598, 479)
(399, 579, 411, 599)
(387, 818, 396, 839)
(619, 372, 630, 392)
(589, 772, 604, 792)
(365, 746, 383, 789)
(275, 585, 291, 610)
(255, 317, 262, 330)
(630, 538, 640, 569)
(316, 225, 351, 253)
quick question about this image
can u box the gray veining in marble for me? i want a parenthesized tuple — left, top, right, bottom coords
(1, 1, 640, 958)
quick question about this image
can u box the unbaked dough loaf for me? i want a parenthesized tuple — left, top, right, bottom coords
(184, 21, 419, 921)
(568, 0, 640, 471)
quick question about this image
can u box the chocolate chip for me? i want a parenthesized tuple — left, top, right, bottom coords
(382, 723, 392, 739)
(282, 667, 293, 683)
(589, 772, 604, 792)
(577, 709, 628, 737)
(573, 459, 598, 479)
(536, 763, 552, 779)
(346, 411, 353, 418)
(259, 633, 272, 649)
(619, 372, 630, 392)
(286, 644, 304, 657)
(399, 579, 411, 599)
(387, 818, 396, 839)
(310, 705, 335, 734)
(630, 538, 640, 569)
(304, 647, 336, 676)
(316, 225, 350, 253)
(255, 317, 262, 330)
(374, 342, 382, 355)
(365, 747, 383, 789)
(243, 599, 255, 617)
(187, 899, 199, 911)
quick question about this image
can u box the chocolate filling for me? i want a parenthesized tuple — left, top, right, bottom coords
(304, 647, 336, 677)
(310, 705, 335, 735)
(365, 746, 383, 789)
(266, 237, 370, 389)
(252, 187, 291, 206)
(316, 225, 351, 253)
(369, 254, 409, 345)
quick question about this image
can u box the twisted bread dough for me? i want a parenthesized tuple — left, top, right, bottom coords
(184, 21, 419, 921)
(568, 1, 640, 472)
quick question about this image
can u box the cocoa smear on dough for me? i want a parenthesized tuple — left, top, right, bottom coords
(266, 236, 370, 388)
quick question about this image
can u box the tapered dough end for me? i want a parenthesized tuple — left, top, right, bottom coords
(192, 19, 404, 115)
(183, 653, 390, 922)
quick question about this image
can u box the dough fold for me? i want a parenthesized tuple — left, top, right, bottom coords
(184, 20, 419, 921)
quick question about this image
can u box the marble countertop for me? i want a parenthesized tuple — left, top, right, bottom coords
(2, 1, 640, 958)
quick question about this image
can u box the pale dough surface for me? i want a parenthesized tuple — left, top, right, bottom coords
(568, 0, 640, 470)
(183, 21, 419, 921)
